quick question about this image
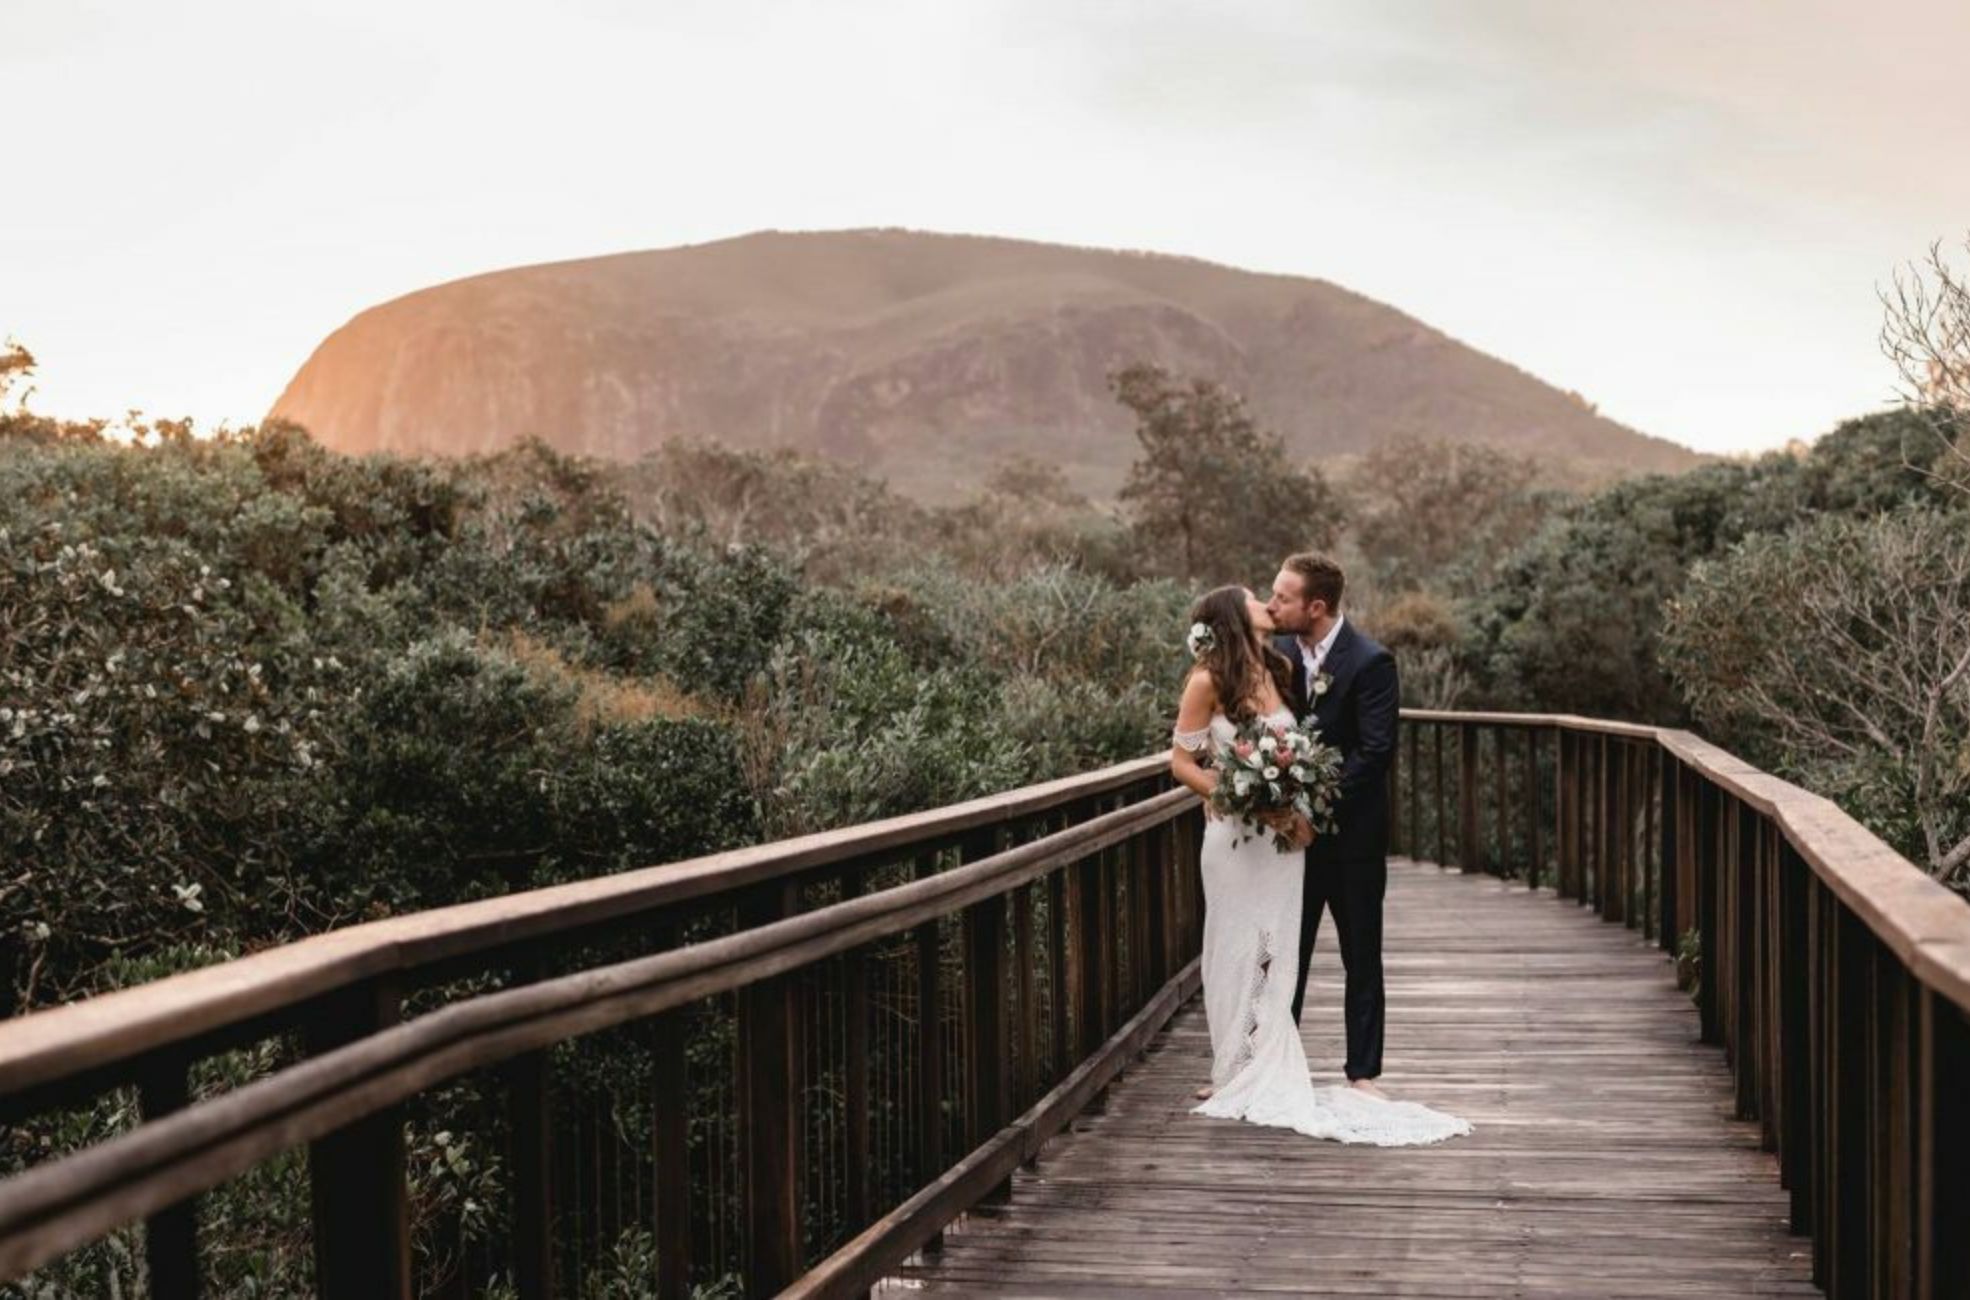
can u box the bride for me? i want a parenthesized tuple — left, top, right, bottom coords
(1169, 586, 1471, 1146)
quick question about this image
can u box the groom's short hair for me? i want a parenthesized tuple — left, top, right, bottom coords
(1282, 552, 1345, 611)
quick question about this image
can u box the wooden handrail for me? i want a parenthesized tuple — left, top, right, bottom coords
(5, 711, 1966, 1297)
(1401, 710, 1970, 1011)
(0, 789, 1196, 1281)
(0, 754, 1168, 1104)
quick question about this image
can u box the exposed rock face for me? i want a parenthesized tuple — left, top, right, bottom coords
(270, 228, 1698, 499)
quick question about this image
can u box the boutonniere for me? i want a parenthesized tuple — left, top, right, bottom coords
(1311, 672, 1333, 699)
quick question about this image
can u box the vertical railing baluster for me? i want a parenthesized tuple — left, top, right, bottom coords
(653, 1000, 690, 1300)
(1492, 726, 1510, 878)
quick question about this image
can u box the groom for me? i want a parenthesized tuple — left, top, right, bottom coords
(1267, 552, 1398, 1098)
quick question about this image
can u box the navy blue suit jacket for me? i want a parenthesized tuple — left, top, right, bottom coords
(1275, 621, 1399, 865)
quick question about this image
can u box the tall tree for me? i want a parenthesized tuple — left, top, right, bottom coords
(1344, 435, 1564, 595)
(1111, 363, 1338, 584)
(1879, 237, 1970, 497)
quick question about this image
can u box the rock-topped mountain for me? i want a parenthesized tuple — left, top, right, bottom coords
(270, 229, 1699, 499)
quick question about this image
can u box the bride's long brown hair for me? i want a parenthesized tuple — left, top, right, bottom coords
(1188, 586, 1294, 724)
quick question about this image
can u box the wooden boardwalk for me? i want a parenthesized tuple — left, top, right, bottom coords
(880, 859, 1821, 1298)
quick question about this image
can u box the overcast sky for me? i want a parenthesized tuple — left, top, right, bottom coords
(6, 0, 1968, 453)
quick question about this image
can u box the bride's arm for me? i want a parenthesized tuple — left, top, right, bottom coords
(1170, 669, 1220, 812)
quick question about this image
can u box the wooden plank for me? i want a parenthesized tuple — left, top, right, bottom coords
(786, 960, 1201, 1299)
(883, 862, 1818, 1298)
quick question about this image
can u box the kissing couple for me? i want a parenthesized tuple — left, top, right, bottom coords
(1169, 552, 1471, 1145)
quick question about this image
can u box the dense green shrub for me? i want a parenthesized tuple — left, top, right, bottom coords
(1662, 509, 1970, 889)
(1460, 409, 1969, 723)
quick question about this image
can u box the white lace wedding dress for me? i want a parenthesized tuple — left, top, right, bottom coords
(1181, 707, 1472, 1146)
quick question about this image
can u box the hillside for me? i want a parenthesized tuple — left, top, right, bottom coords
(270, 229, 1700, 499)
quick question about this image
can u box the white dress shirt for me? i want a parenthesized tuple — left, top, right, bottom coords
(1298, 614, 1345, 704)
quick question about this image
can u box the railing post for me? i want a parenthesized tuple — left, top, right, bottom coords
(1013, 878, 1038, 1114)
(1556, 730, 1574, 899)
(1388, 726, 1403, 857)
(913, 853, 946, 1223)
(1144, 820, 1170, 995)
(1775, 840, 1811, 1237)
(1525, 727, 1542, 890)
(1458, 723, 1479, 872)
(1829, 907, 1874, 1297)
(1433, 723, 1448, 869)
(961, 831, 1008, 1197)
(1492, 726, 1510, 878)
(1658, 751, 1678, 952)
(507, 1043, 555, 1299)
(1696, 778, 1721, 1045)
(1048, 864, 1070, 1094)
(1126, 819, 1150, 1009)
(739, 882, 802, 1297)
(307, 978, 410, 1300)
(842, 873, 873, 1234)
(1809, 875, 1831, 1287)
(1075, 836, 1106, 1059)
(1917, 988, 1969, 1298)
(1734, 802, 1760, 1121)
(1873, 948, 1913, 1298)
(1404, 723, 1420, 862)
(135, 1057, 200, 1300)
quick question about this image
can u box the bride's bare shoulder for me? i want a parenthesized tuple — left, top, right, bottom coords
(1178, 666, 1218, 711)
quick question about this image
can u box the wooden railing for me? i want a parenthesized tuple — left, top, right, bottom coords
(3, 711, 1966, 1298)
(0, 756, 1202, 1297)
(1395, 711, 1970, 1300)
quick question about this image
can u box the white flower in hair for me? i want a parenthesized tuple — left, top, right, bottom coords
(1186, 621, 1216, 658)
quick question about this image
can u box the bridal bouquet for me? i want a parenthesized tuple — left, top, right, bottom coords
(1208, 718, 1344, 850)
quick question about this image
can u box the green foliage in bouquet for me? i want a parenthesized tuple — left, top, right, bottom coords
(1206, 717, 1344, 850)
